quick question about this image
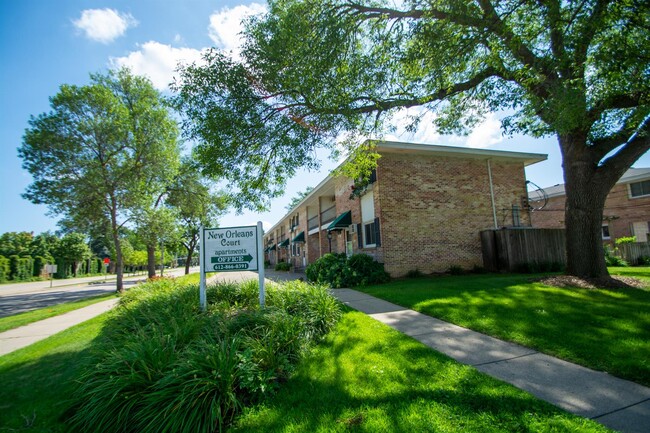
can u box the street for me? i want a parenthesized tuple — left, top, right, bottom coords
(0, 267, 199, 318)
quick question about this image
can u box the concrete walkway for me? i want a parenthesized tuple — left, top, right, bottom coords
(334, 288, 650, 433)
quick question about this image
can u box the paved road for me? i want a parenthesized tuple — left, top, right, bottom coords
(0, 267, 199, 318)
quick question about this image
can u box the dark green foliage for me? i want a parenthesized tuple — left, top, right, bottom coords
(604, 246, 628, 267)
(405, 269, 424, 278)
(305, 253, 389, 288)
(0, 255, 9, 282)
(32, 255, 47, 277)
(68, 278, 341, 432)
(9, 255, 34, 281)
(274, 261, 291, 271)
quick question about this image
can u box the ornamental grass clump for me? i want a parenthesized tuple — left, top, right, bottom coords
(68, 278, 341, 433)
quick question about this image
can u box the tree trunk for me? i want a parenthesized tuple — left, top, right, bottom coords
(561, 135, 613, 279)
(184, 236, 197, 275)
(109, 198, 124, 293)
(147, 244, 156, 278)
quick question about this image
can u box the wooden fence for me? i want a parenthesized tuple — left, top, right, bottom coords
(481, 228, 566, 272)
(615, 242, 650, 264)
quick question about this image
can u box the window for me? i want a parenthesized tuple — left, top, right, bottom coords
(629, 180, 650, 198)
(361, 190, 376, 247)
(364, 221, 377, 246)
(602, 225, 610, 240)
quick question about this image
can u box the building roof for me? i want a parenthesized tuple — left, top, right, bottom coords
(529, 167, 650, 201)
(266, 141, 548, 235)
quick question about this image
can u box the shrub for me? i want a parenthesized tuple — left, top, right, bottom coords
(447, 265, 464, 275)
(604, 245, 628, 267)
(405, 269, 424, 278)
(9, 255, 33, 281)
(615, 236, 636, 245)
(0, 255, 9, 283)
(69, 278, 341, 433)
(274, 261, 291, 271)
(305, 253, 389, 288)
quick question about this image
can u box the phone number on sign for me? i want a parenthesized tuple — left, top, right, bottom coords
(213, 263, 249, 271)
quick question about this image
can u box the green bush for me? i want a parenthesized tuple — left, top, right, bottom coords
(615, 236, 636, 245)
(274, 261, 291, 271)
(604, 245, 628, 267)
(9, 255, 33, 281)
(68, 278, 341, 433)
(305, 253, 389, 288)
(447, 265, 464, 275)
(0, 255, 9, 283)
(32, 255, 47, 277)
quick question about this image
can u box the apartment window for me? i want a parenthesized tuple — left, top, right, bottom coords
(629, 180, 650, 198)
(364, 221, 377, 246)
(602, 225, 610, 240)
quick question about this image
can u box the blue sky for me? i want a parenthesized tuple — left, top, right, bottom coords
(1, 1, 648, 235)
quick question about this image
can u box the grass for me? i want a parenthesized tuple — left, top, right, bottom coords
(0, 308, 611, 433)
(0, 315, 107, 432)
(0, 294, 117, 333)
(0, 272, 200, 334)
(356, 271, 650, 386)
(233, 311, 610, 432)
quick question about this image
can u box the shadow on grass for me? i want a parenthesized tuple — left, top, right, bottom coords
(358, 274, 650, 386)
(233, 312, 607, 433)
(0, 347, 96, 432)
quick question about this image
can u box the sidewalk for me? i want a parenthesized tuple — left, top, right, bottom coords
(0, 298, 119, 357)
(334, 288, 650, 433)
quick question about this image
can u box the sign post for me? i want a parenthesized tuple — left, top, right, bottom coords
(199, 223, 264, 311)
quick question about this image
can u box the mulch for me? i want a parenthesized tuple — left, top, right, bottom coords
(534, 275, 647, 290)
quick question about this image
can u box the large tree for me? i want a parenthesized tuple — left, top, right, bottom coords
(174, 0, 649, 279)
(20, 68, 180, 292)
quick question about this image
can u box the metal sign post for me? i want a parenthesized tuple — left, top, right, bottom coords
(257, 221, 265, 307)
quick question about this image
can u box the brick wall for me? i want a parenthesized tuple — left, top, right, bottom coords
(531, 182, 650, 243)
(377, 152, 529, 276)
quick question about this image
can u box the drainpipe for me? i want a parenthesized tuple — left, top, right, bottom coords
(487, 159, 498, 229)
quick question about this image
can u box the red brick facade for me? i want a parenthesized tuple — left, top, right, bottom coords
(264, 142, 544, 277)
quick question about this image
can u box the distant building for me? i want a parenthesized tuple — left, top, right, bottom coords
(264, 141, 546, 277)
(529, 168, 650, 243)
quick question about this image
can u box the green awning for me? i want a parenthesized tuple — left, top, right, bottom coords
(268, 244, 276, 251)
(279, 239, 290, 247)
(327, 210, 351, 231)
(292, 231, 305, 243)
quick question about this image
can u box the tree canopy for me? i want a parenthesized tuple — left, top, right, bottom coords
(173, 0, 649, 278)
(20, 68, 181, 291)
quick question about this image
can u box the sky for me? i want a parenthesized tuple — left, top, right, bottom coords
(1, 0, 648, 235)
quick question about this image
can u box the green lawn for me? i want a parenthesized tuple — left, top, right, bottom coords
(233, 311, 609, 432)
(0, 315, 107, 432)
(356, 271, 650, 386)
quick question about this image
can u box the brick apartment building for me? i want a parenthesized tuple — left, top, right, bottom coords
(530, 168, 650, 244)
(264, 141, 546, 277)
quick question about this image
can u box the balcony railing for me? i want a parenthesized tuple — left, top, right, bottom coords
(320, 205, 336, 225)
(308, 215, 319, 230)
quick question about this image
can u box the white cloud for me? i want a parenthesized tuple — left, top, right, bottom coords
(111, 41, 205, 90)
(463, 113, 504, 148)
(385, 107, 443, 144)
(73, 8, 138, 44)
(208, 3, 266, 53)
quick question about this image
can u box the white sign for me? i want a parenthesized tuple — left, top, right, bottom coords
(45, 264, 57, 274)
(199, 223, 266, 311)
(202, 225, 259, 273)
